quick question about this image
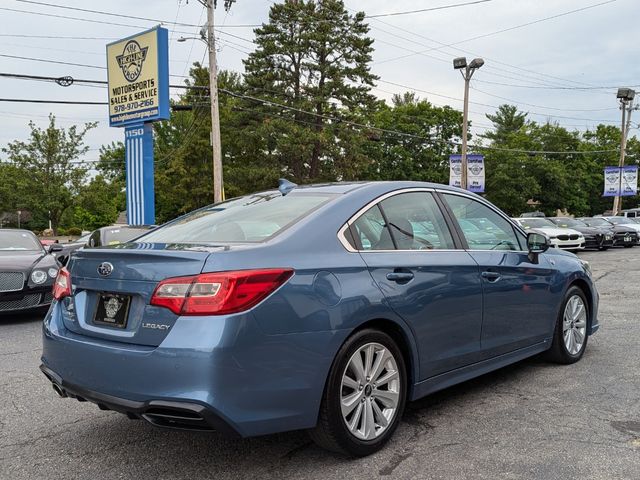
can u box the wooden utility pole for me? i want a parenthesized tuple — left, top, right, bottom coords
(205, 0, 223, 203)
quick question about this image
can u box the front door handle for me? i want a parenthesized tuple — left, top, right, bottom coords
(386, 272, 414, 282)
(481, 271, 501, 282)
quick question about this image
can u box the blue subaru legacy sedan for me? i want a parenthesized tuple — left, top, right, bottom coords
(41, 181, 599, 456)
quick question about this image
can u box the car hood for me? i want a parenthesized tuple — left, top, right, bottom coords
(528, 226, 583, 237)
(0, 251, 47, 271)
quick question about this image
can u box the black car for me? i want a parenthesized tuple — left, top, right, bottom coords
(548, 217, 614, 250)
(0, 229, 61, 314)
(579, 217, 637, 248)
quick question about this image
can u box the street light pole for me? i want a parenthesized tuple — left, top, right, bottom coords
(613, 88, 636, 215)
(453, 57, 484, 190)
(205, 0, 224, 203)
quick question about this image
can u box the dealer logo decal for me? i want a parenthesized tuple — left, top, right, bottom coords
(116, 40, 149, 82)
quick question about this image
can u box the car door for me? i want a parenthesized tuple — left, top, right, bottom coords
(348, 190, 484, 380)
(439, 192, 556, 358)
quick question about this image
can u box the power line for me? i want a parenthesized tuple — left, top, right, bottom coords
(0, 98, 107, 105)
(365, 0, 492, 18)
(469, 85, 617, 112)
(375, 0, 618, 65)
(12, 1, 260, 28)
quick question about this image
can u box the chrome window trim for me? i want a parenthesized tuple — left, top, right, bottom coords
(337, 187, 534, 254)
(337, 187, 456, 253)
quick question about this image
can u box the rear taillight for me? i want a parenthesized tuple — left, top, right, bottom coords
(52, 267, 72, 300)
(150, 269, 294, 315)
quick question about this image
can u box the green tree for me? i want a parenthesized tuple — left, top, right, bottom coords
(242, 0, 377, 182)
(62, 175, 124, 231)
(363, 93, 462, 183)
(2, 115, 95, 233)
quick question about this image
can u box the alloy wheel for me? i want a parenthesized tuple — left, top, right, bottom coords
(563, 295, 587, 355)
(340, 342, 401, 441)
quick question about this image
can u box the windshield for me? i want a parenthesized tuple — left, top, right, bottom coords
(103, 227, 151, 245)
(551, 218, 584, 228)
(607, 217, 634, 225)
(582, 218, 610, 227)
(138, 191, 336, 244)
(0, 231, 43, 251)
(518, 218, 556, 229)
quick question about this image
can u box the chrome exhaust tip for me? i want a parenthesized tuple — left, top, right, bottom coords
(52, 383, 67, 398)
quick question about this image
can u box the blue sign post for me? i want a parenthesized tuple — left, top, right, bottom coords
(124, 124, 155, 225)
(106, 26, 169, 226)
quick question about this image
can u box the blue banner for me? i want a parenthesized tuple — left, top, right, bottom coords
(449, 154, 485, 193)
(621, 165, 638, 196)
(603, 166, 638, 197)
(603, 166, 620, 197)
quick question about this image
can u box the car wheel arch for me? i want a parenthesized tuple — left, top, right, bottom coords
(567, 278, 594, 333)
(322, 317, 419, 404)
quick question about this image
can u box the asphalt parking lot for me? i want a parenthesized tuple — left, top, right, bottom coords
(1, 249, 639, 480)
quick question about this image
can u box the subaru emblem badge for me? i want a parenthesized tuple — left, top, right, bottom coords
(97, 262, 114, 277)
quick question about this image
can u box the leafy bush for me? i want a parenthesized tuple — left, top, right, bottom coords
(67, 227, 82, 236)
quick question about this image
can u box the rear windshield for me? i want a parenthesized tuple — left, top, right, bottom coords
(0, 231, 42, 251)
(103, 228, 151, 245)
(138, 192, 336, 244)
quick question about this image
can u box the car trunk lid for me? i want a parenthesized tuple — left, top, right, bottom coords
(61, 244, 222, 346)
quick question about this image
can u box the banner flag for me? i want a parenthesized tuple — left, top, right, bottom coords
(603, 166, 621, 197)
(449, 155, 462, 188)
(621, 165, 638, 196)
(449, 154, 485, 192)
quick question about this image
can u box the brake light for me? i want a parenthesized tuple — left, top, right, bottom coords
(52, 267, 72, 300)
(150, 269, 294, 315)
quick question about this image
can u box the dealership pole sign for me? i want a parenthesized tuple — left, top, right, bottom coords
(603, 166, 638, 196)
(107, 26, 169, 225)
(449, 154, 485, 193)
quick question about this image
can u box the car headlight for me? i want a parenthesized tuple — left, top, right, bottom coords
(31, 270, 48, 284)
(48, 268, 58, 278)
(606, 233, 613, 240)
(580, 260, 592, 277)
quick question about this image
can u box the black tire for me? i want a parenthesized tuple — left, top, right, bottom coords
(624, 244, 634, 248)
(309, 329, 407, 456)
(545, 286, 589, 364)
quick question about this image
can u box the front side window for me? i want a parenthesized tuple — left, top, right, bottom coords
(379, 192, 454, 250)
(443, 194, 522, 251)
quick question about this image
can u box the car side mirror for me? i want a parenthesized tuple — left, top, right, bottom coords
(527, 232, 549, 262)
(48, 244, 63, 253)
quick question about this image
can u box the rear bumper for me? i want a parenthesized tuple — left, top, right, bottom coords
(40, 364, 238, 435)
(41, 301, 346, 438)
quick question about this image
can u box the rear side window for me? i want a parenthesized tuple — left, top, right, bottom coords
(350, 205, 391, 250)
(139, 192, 335, 244)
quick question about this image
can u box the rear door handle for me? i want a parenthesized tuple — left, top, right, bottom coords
(386, 272, 414, 282)
(481, 271, 501, 282)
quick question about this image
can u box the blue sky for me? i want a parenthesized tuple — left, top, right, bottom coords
(0, 0, 637, 165)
